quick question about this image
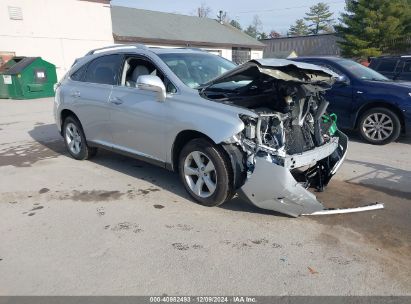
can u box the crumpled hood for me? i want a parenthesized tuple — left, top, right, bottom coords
(201, 58, 338, 90)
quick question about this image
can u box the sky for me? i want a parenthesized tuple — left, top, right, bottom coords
(111, 0, 347, 34)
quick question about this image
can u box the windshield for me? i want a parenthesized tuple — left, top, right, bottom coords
(158, 53, 236, 89)
(336, 58, 390, 81)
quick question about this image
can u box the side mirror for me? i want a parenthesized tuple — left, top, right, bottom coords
(336, 75, 350, 85)
(137, 75, 166, 102)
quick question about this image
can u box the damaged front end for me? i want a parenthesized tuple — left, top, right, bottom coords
(202, 59, 348, 217)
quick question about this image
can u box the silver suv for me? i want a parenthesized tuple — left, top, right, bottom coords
(54, 45, 347, 217)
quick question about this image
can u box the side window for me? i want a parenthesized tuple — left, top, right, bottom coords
(84, 54, 121, 85)
(322, 64, 345, 76)
(308, 61, 346, 77)
(403, 61, 411, 73)
(376, 60, 397, 72)
(395, 61, 404, 73)
(120, 56, 177, 93)
(70, 64, 87, 82)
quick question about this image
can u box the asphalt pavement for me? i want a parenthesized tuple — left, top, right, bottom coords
(0, 98, 410, 295)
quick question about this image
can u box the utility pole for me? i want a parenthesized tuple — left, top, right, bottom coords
(217, 10, 227, 24)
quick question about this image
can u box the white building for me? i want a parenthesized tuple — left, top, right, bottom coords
(1, 0, 265, 79)
(0, 0, 113, 78)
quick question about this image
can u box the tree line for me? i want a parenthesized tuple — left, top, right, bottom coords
(195, 0, 411, 59)
(195, 2, 336, 39)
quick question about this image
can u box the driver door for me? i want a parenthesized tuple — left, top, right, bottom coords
(108, 55, 171, 163)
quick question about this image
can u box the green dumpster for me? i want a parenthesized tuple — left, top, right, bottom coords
(0, 56, 57, 99)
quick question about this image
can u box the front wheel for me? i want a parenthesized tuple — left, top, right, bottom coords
(358, 107, 401, 145)
(178, 138, 234, 207)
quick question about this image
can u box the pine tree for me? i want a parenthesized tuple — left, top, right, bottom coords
(288, 19, 310, 36)
(244, 25, 258, 38)
(304, 2, 334, 34)
(336, 0, 411, 58)
(230, 19, 242, 30)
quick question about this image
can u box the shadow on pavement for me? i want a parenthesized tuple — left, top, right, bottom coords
(28, 123, 285, 217)
(344, 159, 411, 200)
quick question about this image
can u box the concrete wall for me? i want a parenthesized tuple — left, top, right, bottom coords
(0, 0, 114, 79)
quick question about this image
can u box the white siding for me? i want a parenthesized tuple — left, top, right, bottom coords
(251, 50, 263, 60)
(0, 0, 114, 78)
(0, 0, 264, 78)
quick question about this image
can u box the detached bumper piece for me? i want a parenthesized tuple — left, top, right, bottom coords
(238, 131, 382, 217)
(238, 157, 325, 217)
(302, 203, 384, 215)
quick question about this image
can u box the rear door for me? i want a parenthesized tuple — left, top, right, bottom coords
(69, 54, 122, 145)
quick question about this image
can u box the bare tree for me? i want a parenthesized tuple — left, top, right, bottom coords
(196, 2, 212, 18)
(251, 15, 263, 33)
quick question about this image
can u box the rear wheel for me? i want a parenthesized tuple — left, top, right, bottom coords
(63, 116, 97, 160)
(178, 138, 234, 207)
(359, 107, 401, 145)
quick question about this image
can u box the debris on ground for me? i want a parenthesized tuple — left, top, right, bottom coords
(308, 266, 319, 274)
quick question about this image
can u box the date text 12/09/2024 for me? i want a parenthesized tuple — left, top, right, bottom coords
(149, 296, 257, 303)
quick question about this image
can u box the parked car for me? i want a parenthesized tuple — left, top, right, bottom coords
(369, 55, 411, 81)
(54, 45, 347, 217)
(292, 57, 411, 145)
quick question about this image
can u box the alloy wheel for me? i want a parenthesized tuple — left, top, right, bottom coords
(183, 151, 217, 198)
(362, 112, 394, 141)
(65, 122, 82, 155)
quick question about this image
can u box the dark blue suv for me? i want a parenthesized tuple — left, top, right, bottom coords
(292, 57, 411, 145)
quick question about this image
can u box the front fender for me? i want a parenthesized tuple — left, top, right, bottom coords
(164, 94, 253, 163)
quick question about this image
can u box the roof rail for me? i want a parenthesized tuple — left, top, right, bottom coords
(85, 44, 148, 56)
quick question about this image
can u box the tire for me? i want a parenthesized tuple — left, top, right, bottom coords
(358, 107, 401, 145)
(178, 138, 234, 207)
(63, 116, 97, 160)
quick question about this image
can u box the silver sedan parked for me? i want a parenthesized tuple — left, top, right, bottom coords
(54, 45, 347, 217)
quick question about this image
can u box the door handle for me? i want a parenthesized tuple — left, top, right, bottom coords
(70, 91, 81, 98)
(109, 96, 124, 105)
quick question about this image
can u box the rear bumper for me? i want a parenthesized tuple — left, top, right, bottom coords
(238, 131, 348, 217)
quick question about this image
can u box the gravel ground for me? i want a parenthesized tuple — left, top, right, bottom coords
(0, 98, 410, 295)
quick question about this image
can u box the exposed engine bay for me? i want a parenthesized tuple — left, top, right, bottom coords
(200, 59, 351, 217)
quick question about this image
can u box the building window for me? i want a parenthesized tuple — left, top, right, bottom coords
(232, 47, 251, 65)
(8, 6, 23, 20)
